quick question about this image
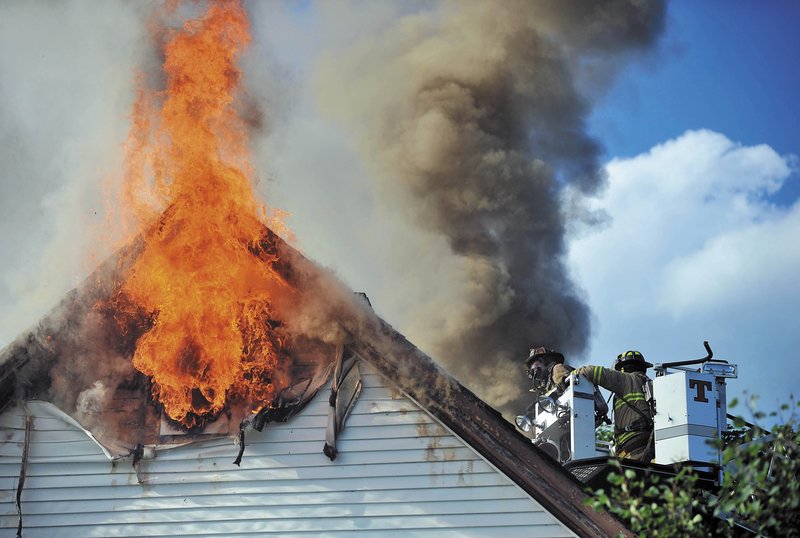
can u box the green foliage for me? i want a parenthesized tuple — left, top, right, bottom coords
(588, 460, 708, 537)
(587, 396, 800, 537)
(596, 423, 614, 443)
(713, 396, 800, 536)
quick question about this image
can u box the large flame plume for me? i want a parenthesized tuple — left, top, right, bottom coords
(112, 1, 289, 428)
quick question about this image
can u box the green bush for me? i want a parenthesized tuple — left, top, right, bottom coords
(587, 396, 800, 537)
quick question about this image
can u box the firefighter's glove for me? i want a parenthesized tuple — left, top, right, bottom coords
(551, 364, 570, 386)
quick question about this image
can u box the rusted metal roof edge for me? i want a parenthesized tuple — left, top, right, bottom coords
(349, 321, 633, 538)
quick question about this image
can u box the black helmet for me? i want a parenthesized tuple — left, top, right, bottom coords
(525, 347, 565, 370)
(614, 350, 653, 372)
(525, 347, 564, 386)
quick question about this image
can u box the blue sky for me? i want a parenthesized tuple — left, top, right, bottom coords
(579, 1, 800, 418)
(592, 2, 800, 163)
(0, 1, 797, 423)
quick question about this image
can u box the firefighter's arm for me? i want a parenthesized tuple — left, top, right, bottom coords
(573, 365, 627, 393)
(551, 364, 572, 386)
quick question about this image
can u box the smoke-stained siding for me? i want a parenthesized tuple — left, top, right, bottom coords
(0, 362, 575, 537)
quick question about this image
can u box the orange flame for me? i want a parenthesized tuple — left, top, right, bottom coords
(117, 1, 288, 427)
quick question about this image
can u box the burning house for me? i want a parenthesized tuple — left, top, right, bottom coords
(0, 230, 631, 537)
(0, 2, 635, 536)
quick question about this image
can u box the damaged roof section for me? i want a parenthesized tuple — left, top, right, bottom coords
(324, 346, 362, 461)
(0, 230, 340, 458)
(0, 328, 337, 459)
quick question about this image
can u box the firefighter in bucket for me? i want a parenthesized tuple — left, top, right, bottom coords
(556, 350, 655, 462)
(525, 346, 617, 414)
(525, 347, 570, 396)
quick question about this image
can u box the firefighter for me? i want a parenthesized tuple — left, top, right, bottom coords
(525, 347, 572, 396)
(555, 350, 655, 462)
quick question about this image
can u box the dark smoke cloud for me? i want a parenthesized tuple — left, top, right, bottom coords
(312, 0, 665, 413)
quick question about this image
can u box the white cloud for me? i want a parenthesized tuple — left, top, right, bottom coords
(660, 205, 800, 315)
(568, 129, 799, 411)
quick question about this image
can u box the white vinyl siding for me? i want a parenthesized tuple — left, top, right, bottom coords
(0, 363, 575, 537)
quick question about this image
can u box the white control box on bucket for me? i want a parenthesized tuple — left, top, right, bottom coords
(653, 371, 720, 465)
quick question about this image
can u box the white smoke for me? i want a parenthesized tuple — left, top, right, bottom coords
(76, 381, 110, 420)
(0, 2, 151, 345)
